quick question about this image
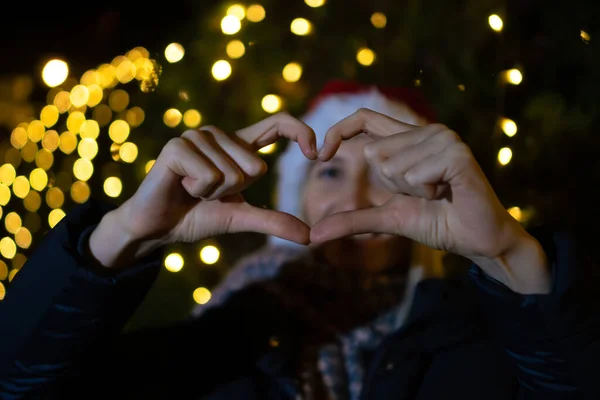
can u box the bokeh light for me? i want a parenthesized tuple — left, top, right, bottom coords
(165, 43, 185, 63)
(165, 253, 184, 272)
(261, 94, 282, 113)
(193, 287, 212, 304)
(199, 245, 220, 264)
(212, 60, 232, 81)
(42, 59, 69, 87)
(291, 18, 311, 35)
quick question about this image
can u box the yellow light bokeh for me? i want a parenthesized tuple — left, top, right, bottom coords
(212, 60, 232, 81)
(261, 94, 282, 113)
(290, 18, 311, 35)
(504, 69, 523, 85)
(163, 109, 183, 128)
(498, 147, 513, 165)
(0, 164, 16, 186)
(53, 91, 71, 113)
(165, 253, 184, 272)
(5, 212, 22, 234)
(126, 107, 145, 127)
(145, 160, 156, 174)
(193, 287, 212, 304)
(371, 12, 387, 28)
(183, 109, 202, 128)
(108, 89, 129, 112)
(109, 120, 130, 143)
(42, 59, 69, 88)
(258, 143, 277, 154)
(0, 184, 11, 206)
(12, 176, 30, 199)
(488, 14, 503, 32)
(10, 127, 28, 149)
(21, 141, 38, 162)
(115, 59, 136, 84)
(79, 120, 100, 139)
(507, 206, 522, 222)
(282, 62, 302, 82)
(15, 227, 32, 249)
(70, 85, 90, 108)
(48, 209, 66, 228)
(357, 47, 376, 66)
(77, 138, 99, 160)
(35, 148, 54, 170)
(226, 40, 246, 59)
(165, 43, 185, 63)
(500, 118, 517, 137)
(0, 237, 17, 259)
(80, 70, 100, 86)
(0, 261, 6, 281)
(70, 181, 90, 204)
(119, 142, 138, 163)
(46, 186, 65, 209)
(86, 84, 103, 107)
(199, 245, 220, 264)
(29, 168, 48, 192)
(58, 131, 78, 154)
(40, 105, 59, 128)
(580, 30, 591, 43)
(73, 158, 94, 181)
(227, 4, 246, 20)
(93, 104, 113, 127)
(66, 111, 86, 133)
(27, 120, 45, 143)
(221, 15, 242, 35)
(24, 191, 42, 212)
(246, 4, 265, 22)
(305, 0, 325, 7)
(103, 177, 123, 198)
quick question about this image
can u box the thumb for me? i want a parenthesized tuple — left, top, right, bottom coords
(310, 195, 424, 244)
(226, 202, 311, 245)
(310, 205, 392, 243)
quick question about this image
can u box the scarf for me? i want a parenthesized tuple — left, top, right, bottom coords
(191, 246, 426, 400)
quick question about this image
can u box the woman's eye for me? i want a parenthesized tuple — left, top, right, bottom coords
(317, 167, 341, 179)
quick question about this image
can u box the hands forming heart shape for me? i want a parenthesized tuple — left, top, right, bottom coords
(119, 109, 548, 293)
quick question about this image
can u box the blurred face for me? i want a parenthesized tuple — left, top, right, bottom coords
(302, 134, 411, 272)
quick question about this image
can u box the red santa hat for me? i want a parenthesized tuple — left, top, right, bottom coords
(269, 80, 436, 248)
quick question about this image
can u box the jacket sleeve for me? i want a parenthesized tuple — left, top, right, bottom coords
(0, 198, 164, 398)
(469, 231, 599, 400)
(0, 198, 303, 399)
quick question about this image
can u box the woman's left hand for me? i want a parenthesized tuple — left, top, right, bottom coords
(310, 108, 550, 294)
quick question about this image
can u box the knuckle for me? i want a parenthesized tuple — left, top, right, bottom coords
(380, 162, 395, 179)
(224, 168, 244, 188)
(356, 107, 374, 119)
(363, 142, 379, 161)
(247, 158, 268, 177)
(165, 137, 186, 153)
(202, 169, 222, 187)
(430, 123, 448, 131)
(449, 142, 472, 163)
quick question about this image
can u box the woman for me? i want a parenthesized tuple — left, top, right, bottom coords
(0, 81, 596, 399)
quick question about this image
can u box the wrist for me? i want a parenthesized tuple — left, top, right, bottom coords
(88, 206, 165, 269)
(471, 231, 551, 294)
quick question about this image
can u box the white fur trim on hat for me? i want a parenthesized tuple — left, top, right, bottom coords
(269, 87, 429, 248)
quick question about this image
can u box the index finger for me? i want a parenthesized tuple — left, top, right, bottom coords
(319, 108, 416, 161)
(234, 112, 318, 160)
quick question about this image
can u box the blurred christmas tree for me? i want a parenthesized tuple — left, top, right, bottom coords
(0, 0, 598, 328)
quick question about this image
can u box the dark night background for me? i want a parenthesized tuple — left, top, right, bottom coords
(0, 0, 598, 329)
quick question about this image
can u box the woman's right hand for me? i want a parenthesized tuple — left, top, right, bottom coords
(92, 113, 317, 268)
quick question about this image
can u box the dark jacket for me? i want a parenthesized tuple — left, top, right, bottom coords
(0, 199, 597, 399)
